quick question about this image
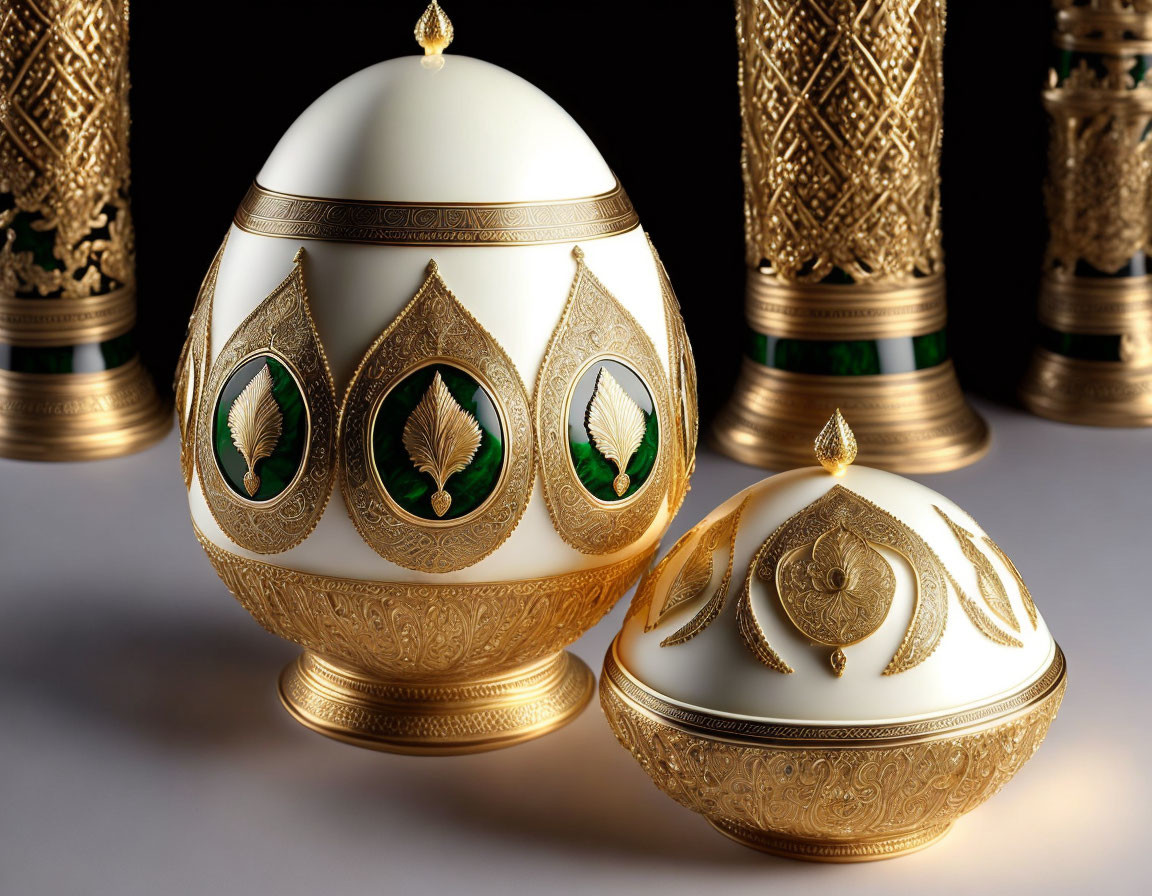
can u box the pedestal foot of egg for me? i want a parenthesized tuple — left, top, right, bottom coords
(279, 650, 595, 755)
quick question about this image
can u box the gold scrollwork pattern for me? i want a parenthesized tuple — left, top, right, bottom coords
(736, 0, 944, 281)
(1045, 95, 1152, 275)
(1045, 1, 1152, 274)
(339, 261, 533, 573)
(196, 250, 337, 554)
(655, 498, 749, 647)
(196, 524, 654, 681)
(742, 486, 949, 676)
(648, 235, 697, 517)
(0, 0, 134, 300)
(777, 526, 897, 677)
(176, 234, 227, 488)
(533, 247, 672, 555)
(600, 650, 1066, 862)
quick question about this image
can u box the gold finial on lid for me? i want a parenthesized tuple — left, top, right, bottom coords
(415, 1, 454, 57)
(815, 409, 857, 476)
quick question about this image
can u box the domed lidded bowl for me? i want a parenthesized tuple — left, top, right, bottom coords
(603, 412, 1065, 861)
(176, 4, 697, 754)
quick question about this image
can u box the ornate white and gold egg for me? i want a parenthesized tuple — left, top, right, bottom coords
(175, 5, 697, 755)
(604, 412, 1065, 862)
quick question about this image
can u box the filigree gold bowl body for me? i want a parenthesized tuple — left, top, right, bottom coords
(600, 641, 1067, 862)
(198, 528, 653, 754)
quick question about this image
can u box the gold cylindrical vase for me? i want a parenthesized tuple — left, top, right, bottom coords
(0, 0, 168, 461)
(1020, 0, 1152, 425)
(712, 0, 988, 473)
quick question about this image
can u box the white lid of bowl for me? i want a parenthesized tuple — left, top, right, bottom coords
(617, 416, 1058, 725)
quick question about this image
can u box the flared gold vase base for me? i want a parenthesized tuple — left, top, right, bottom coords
(0, 358, 171, 461)
(708, 818, 952, 863)
(279, 650, 596, 756)
(712, 359, 989, 473)
(1020, 348, 1152, 427)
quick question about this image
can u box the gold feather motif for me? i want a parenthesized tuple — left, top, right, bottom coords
(983, 536, 1039, 630)
(943, 569, 1023, 649)
(934, 506, 1019, 631)
(402, 371, 483, 518)
(586, 367, 647, 497)
(660, 497, 749, 647)
(227, 363, 283, 497)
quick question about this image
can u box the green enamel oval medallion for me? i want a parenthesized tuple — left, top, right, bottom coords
(371, 363, 505, 522)
(568, 359, 658, 502)
(212, 354, 308, 502)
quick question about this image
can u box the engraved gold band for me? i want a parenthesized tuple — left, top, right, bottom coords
(195, 523, 655, 680)
(234, 179, 639, 247)
(0, 287, 137, 347)
(0, 358, 170, 461)
(1039, 275, 1152, 334)
(1021, 347, 1152, 425)
(279, 650, 596, 755)
(604, 639, 1066, 748)
(744, 271, 946, 341)
(711, 359, 989, 474)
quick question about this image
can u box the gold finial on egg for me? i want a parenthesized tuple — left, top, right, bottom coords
(814, 409, 857, 476)
(415, 1, 454, 56)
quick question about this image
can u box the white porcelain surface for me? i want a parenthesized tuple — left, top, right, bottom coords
(258, 56, 615, 202)
(617, 465, 1057, 723)
(191, 56, 675, 582)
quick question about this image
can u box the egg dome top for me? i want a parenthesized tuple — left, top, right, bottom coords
(256, 55, 615, 203)
(616, 413, 1061, 724)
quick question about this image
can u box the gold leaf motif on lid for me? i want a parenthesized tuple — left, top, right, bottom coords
(776, 525, 896, 675)
(815, 409, 857, 476)
(227, 363, 283, 497)
(586, 367, 647, 497)
(658, 497, 749, 647)
(934, 505, 1019, 632)
(402, 370, 483, 518)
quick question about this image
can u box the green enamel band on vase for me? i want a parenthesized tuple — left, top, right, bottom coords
(1037, 326, 1127, 363)
(743, 327, 949, 376)
(0, 332, 137, 374)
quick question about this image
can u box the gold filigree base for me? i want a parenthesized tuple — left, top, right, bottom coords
(600, 643, 1066, 863)
(708, 818, 952, 863)
(1020, 348, 1152, 427)
(711, 360, 989, 473)
(0, 358, 171, 461)
(279, 650, 596, 755)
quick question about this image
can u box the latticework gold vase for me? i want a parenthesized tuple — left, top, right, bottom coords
(1020, 0, 1152, 425)
(0, 0, 168, 461)
(712, 0, 988, 473)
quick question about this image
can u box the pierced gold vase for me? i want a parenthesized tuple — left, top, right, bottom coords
(711, 0, 987, 473)
(0, 0, 168, 461)
(1020, 0, 1152, 425)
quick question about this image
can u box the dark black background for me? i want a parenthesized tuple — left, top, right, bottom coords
(129, 1, 1050, 423)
